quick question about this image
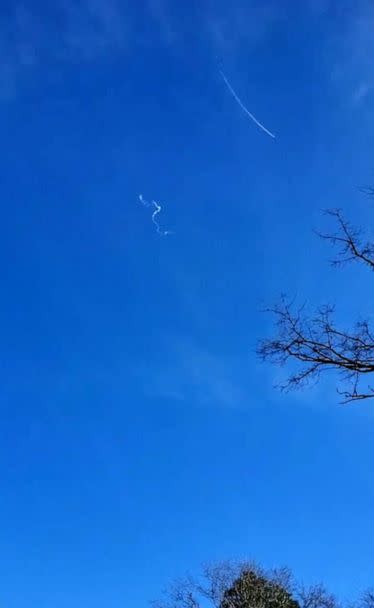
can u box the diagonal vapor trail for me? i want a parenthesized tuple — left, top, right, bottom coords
(219, 69, 276, 139)
(138, 194, 172, 236)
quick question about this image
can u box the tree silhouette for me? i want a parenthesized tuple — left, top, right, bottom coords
(258, 207, 374, 403)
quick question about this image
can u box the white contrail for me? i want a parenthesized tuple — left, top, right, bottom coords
(138, 194, 172, 236)
(219, 70, 276, 139)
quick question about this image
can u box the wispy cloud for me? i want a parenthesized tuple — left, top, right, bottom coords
(328, 1, 374, 105)
(203, 0, 280, 57)
(353, 81, 372, 104)
(0, 0, 128, 97)
(146, 0, 178, 46)
(142, 0, 282, 58)
(140, 337, 248, 409)
(60, 0, 128, 59)
(0, 0, 289, 99)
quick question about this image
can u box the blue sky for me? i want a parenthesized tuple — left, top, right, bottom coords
(1, 1, 374, 606)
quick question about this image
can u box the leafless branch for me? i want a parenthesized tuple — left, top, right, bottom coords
(361, 590, 374, 608)
(153, 562, 299, 608)
(153, 561, 374, 608)
(296, 585, 338, 608)
(317, 209, 374, 270)
(258, 297, 374, 402)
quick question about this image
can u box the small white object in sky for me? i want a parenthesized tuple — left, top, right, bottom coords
(219, 70, 276, 139)
(138, 194, 173, 236)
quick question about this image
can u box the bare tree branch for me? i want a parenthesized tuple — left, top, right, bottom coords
(317, 209, 374, 270)
(361, 590, 374, 608)
(152, 562, 342, 608)
(296, 585, 338, 608)
(258, 298, 374, 403)
(257, 201, 374, 403)
(153, 562, 299, 608)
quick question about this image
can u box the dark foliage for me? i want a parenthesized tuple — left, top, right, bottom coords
(220, 569, 299, 608)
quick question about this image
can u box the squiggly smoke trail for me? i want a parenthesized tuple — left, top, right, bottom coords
(219, 70, 276, 139)
(138, 194, 172, 236)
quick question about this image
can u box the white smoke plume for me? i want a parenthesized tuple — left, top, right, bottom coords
(138, 194, 173, 236)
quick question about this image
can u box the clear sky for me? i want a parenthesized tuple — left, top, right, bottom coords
(1, 1, 374, 607)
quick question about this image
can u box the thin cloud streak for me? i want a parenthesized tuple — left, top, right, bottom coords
(220, 69, 276, 139)
(0, 0, 128, 97)
(141, 338, 249, 409)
